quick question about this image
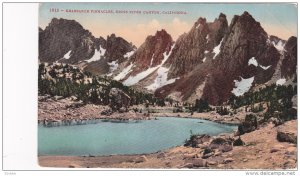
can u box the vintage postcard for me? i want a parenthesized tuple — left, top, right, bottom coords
(38, 2, 297, 169)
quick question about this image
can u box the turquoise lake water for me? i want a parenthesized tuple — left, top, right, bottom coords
(38, 117, 237, 156)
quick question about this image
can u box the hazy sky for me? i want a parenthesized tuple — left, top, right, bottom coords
(39, 3, 297, 47)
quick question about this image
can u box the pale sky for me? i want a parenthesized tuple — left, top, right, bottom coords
(39, 3, 297, 47)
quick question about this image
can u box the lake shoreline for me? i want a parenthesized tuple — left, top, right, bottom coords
(38, 120, 297, 169)
(38, 96, 243, 126)
(38, 96, 297, 169)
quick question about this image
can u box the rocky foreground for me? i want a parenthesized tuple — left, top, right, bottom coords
(39, 120, 297, 169)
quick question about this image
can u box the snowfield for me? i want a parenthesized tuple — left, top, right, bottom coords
(63, 50, 72, 59)
(276, 78, 286, 85)
(213, 39, 223, 59)
(123, 50, 135, 59)
(260, 65, 271, 70)
(272, 40, 285, 52)
(248, 57, 258, 67)
(107, 61, 119, 75)
(231, 76, 255, 96)
(113, 62, 134, 81)
(248, 57, 271, 70)
(85, 45, 106, 63)
(123, 66, 160, 86)
(146, 67, 178, 91)
(206, 34, 209, 40)
(149, 54, 155, 67)
(123, 44, 176, 86)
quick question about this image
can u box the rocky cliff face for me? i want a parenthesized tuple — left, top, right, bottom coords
(200, 12, 281, 104)
(39, 18, 136, 75)
(127, 29, 174, 75)
(156, 12, 284, 105)
(39, 13, 297, 105)
(166, 13, 229, 78)
(84, 34, 136, 75)
(39, 18, 96, 63)
(281, 36, 297, 79)
(112, 29, 176, 89)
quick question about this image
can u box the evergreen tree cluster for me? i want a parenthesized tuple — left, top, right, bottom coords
(216, 106, 229, 115)
(38, 63, 171, 106)
(192, 98, 212, 113)
(228, 83, 297, 122)
(229, 84, 296, 109)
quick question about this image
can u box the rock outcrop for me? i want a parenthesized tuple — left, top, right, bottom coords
(39, 18, 136, 76)
(39, 18, 96, 63)
(39, 12, 297, 105)
(109, 88, 131, 111)
(238, 114, 258, 135)
(281, 36, 297, 79)
(166, 13, 228, 78)
(277, 120, 297, 144)
(156, 11, 283, 105)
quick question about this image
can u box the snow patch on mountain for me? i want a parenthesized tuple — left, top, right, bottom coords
(248, 57, 258, 67)
(161, 44, 176, 64)
(123, 50, 135, 58)
(213, 39, 223, 59)
(146, 67, 178, 91)
(123, 66, 159, 86)
(202, 57, 207, 62)
(114, 62, 134, 81)
(150, 54, 154, 67)
(272, 40, 285, 52)
(63, 50, 72, 59)
(276, 78, 286, 85)
(85, 45, 106, 63)
(123, 44, 176, 86)
(260, 65, 271, 70)
(107, 61, 119, 76)
(206, 34, 209, 40)
(231, 76, 254, 96)
(248, 57, 271, 70)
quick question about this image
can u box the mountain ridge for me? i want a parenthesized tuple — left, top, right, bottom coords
(39, 11, 297, 105)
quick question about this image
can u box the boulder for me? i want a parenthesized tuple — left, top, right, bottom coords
(270, 148, 280, 153)
(184, 134, 211, 148)
(238, 114, 258, 135)
(233, 137, 245, 146)
(202, 152, 214, 159)
(219, 144, 233, 152)
(209, 137, 233, 153)
(209, 137, 233, 149)
(109, 88, 131, 111)
(277, 120, 297, 144)
(277, 131, 297, 144)
(186, 158, 208, 168)
(223, 158, 234, 164)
